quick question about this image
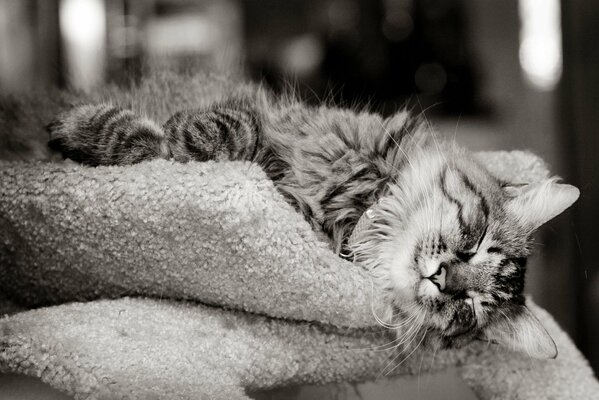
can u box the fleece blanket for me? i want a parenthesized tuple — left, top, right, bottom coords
(0, 151, 598, 399)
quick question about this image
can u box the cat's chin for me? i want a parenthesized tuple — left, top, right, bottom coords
(422, 329, 478, 351)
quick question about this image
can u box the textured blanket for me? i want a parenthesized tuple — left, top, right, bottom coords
(1, 151, 598, 399)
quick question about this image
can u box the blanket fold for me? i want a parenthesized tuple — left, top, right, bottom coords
(0, 159, 379, 328)
(1, 150, 598, 399)
(1, 298, 598, 399)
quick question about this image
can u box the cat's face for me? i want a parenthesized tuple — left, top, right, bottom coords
(356, 144, 579, 358)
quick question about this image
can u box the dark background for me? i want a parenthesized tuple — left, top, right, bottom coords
(0, 0, 597, 398)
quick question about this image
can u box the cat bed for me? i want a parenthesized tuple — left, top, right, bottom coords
(0, 152, 598, 399)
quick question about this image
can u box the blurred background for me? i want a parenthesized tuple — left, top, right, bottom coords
(0, 0, 597, 398)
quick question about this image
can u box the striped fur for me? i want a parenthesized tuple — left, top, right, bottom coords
(48, 104, 168, 166)
(46, 84, 578, 358)
(163, 100, 262, 163)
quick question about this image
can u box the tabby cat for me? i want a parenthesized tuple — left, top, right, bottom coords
(47, 83, 579, 359)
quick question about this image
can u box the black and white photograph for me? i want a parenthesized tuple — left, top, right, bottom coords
(0, 0, 598, 399)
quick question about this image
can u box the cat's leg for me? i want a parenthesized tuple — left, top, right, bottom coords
(162, 104, 262, 163)
(48, 102, 264, 165)
(47, 104, 168, 166)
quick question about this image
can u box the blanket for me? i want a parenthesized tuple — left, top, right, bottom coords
(1, 151, 598, 399)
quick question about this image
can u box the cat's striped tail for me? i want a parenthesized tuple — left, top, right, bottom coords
(47, 102, 263, 166)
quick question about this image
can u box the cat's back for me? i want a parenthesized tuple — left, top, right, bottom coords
(263, 102, 391, 165)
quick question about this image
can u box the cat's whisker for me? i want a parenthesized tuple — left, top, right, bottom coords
(385, 327, 429, 377)
(371, 301, 419, 330)
(378, 338, 415, 377)
(414, 95, 447, 160)
(367, 277, 407, 329)
(387, 309, 421, 330)
(414, 98, 459, 208)
(352, 301, 422, 353)
(376, 119, 421, 184)
(427, 339, 441, 379)
(378, 309, 424, 361)
(451, 113, 462, 153)
(348, 334, 403, 352)
(381, 308, 419, 327)
(393, 310, 426, 347)
(392, 312, 427, 354)
(404, 135, 437, 233)
(391, 323, 421, 351)
(498, 309, 517, 344)
(437, 172, 445, 234)
(378, 312, 428, 378)
(417, 347, 427, 389)
(375, 125, 416, 192)
(364, 328, 418, 352)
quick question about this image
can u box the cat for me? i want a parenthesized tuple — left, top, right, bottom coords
(46, 81, 579, 359)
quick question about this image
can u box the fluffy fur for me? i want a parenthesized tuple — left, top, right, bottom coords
(8, 73, 579, 359)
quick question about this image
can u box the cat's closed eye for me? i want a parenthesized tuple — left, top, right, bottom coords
(455, 251, 474, 262)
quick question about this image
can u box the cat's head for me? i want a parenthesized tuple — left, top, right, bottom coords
(354, 137, 579, 358)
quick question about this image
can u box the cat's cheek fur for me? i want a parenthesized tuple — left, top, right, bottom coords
(388, 263, 419, 302)
(384, 237, 420, 300)
(483, 306, 558, 359)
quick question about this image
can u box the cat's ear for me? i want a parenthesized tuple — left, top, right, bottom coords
(481, 305, 557, 359)
(505, 179, 579, 230)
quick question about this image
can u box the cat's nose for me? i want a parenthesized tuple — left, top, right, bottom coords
(427, 263, 447, 292)
(443, 262, 474, 294)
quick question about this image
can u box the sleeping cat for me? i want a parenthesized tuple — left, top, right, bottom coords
(47, 83, 579, 359)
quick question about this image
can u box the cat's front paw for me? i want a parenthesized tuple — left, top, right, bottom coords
(47, 104, 166, 166)
(46, 104, 110, 165)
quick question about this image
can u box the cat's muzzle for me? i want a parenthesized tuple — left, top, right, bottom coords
(427, 264, 447, 292)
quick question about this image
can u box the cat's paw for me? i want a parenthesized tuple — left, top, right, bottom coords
(46, 104, 109, 164)
(47, 104, 167, 165)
